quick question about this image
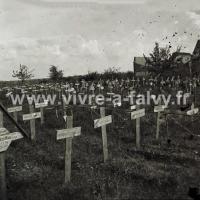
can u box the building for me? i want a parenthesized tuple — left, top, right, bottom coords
(171, 52, 191, 65)
(170, 52, 192, 76)
(192, 40, 200, 74)
(133, 57, 150, 77)
(133, 40, 200, 77)
(193, 40, 200, 57)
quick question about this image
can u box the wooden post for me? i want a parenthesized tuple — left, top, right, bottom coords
(0, 129, 23, 200)
(94, 107, 112, 162)
(136, 118, 140, 148)
(58, 89, 61, 101)
(154, 105, 165, 140)
(136, 105, 140, 149)
(35, 102, 48, 125)
(131, 108, 145, 149)
(65, 116, 73, 183)
(186, 103, 199, 117)
(166, 114, 169, 140)
(13, 112, 18, 122)
(156, 112, 161, 140)
(0, 152, 6, 200)
(29, 105, 36, 141)
(0, 111, 6, 200)
(56, 116, 81, 184)
(40, 107, 44, 125)
(7, 106, 22, 123)
(100, 107, 108, 162)
(62, 95, 67, 127)
(23, 106, 41, 141)
(187, 103, 199, 133)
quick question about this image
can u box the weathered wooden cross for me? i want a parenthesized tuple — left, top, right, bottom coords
(130, 105, 137, 111)
(94, 107, 112, 162)
(0, 111, 23, 200)
(57, 116, 81, 183)
(154, 105, 165, 140)
(35, 100, 48, 125)
(23, 104, 41, 141)
(7, 106, 22, 122)
(131, 108, 145, 149)
(186, 103, 199, 116)
(187, 103, 199, 132)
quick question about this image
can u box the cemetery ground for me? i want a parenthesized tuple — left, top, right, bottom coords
(2, 98, 200, 199)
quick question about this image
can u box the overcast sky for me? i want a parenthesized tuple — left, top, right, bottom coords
(0, 0, 200, 80)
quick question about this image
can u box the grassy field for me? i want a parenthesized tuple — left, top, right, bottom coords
(0, 104, 200, 200)
(1, 91, 200, 200)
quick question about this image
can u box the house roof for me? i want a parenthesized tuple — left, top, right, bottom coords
(134, 57, 151, 67)
(134, 57, 146, 66)
(193, 40, 200, 56)
(171, 52, 191, 59)
(171, 52, 191, 64)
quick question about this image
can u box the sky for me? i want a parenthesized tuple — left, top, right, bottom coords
(1, 0, 200, 80)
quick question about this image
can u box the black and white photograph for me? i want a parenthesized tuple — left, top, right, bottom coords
(0, 0, 200, 199)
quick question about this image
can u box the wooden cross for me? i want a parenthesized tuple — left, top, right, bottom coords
(187, 103, 199, 132)
(75, 83, 80, 92)
(62, 95, 67, 122)
(94, 107, 112, 162)
(7, 106, 22, 122)
(35, 101, 48, 125)
(90, 83, 95, 95)
(0, 111, 23, 200)
(57, 88, 62, 101)
(131, 108, 145, 149)
(154, 105, 165, 140)
(23, 104, 41, 141)
(57, 116, 81, 183)
(97, 83, 100, 93)
(130, 105, 136, 111)
(187, 103, 199, 116)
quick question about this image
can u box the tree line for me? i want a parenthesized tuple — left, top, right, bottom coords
(11, 42, 191, 85)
